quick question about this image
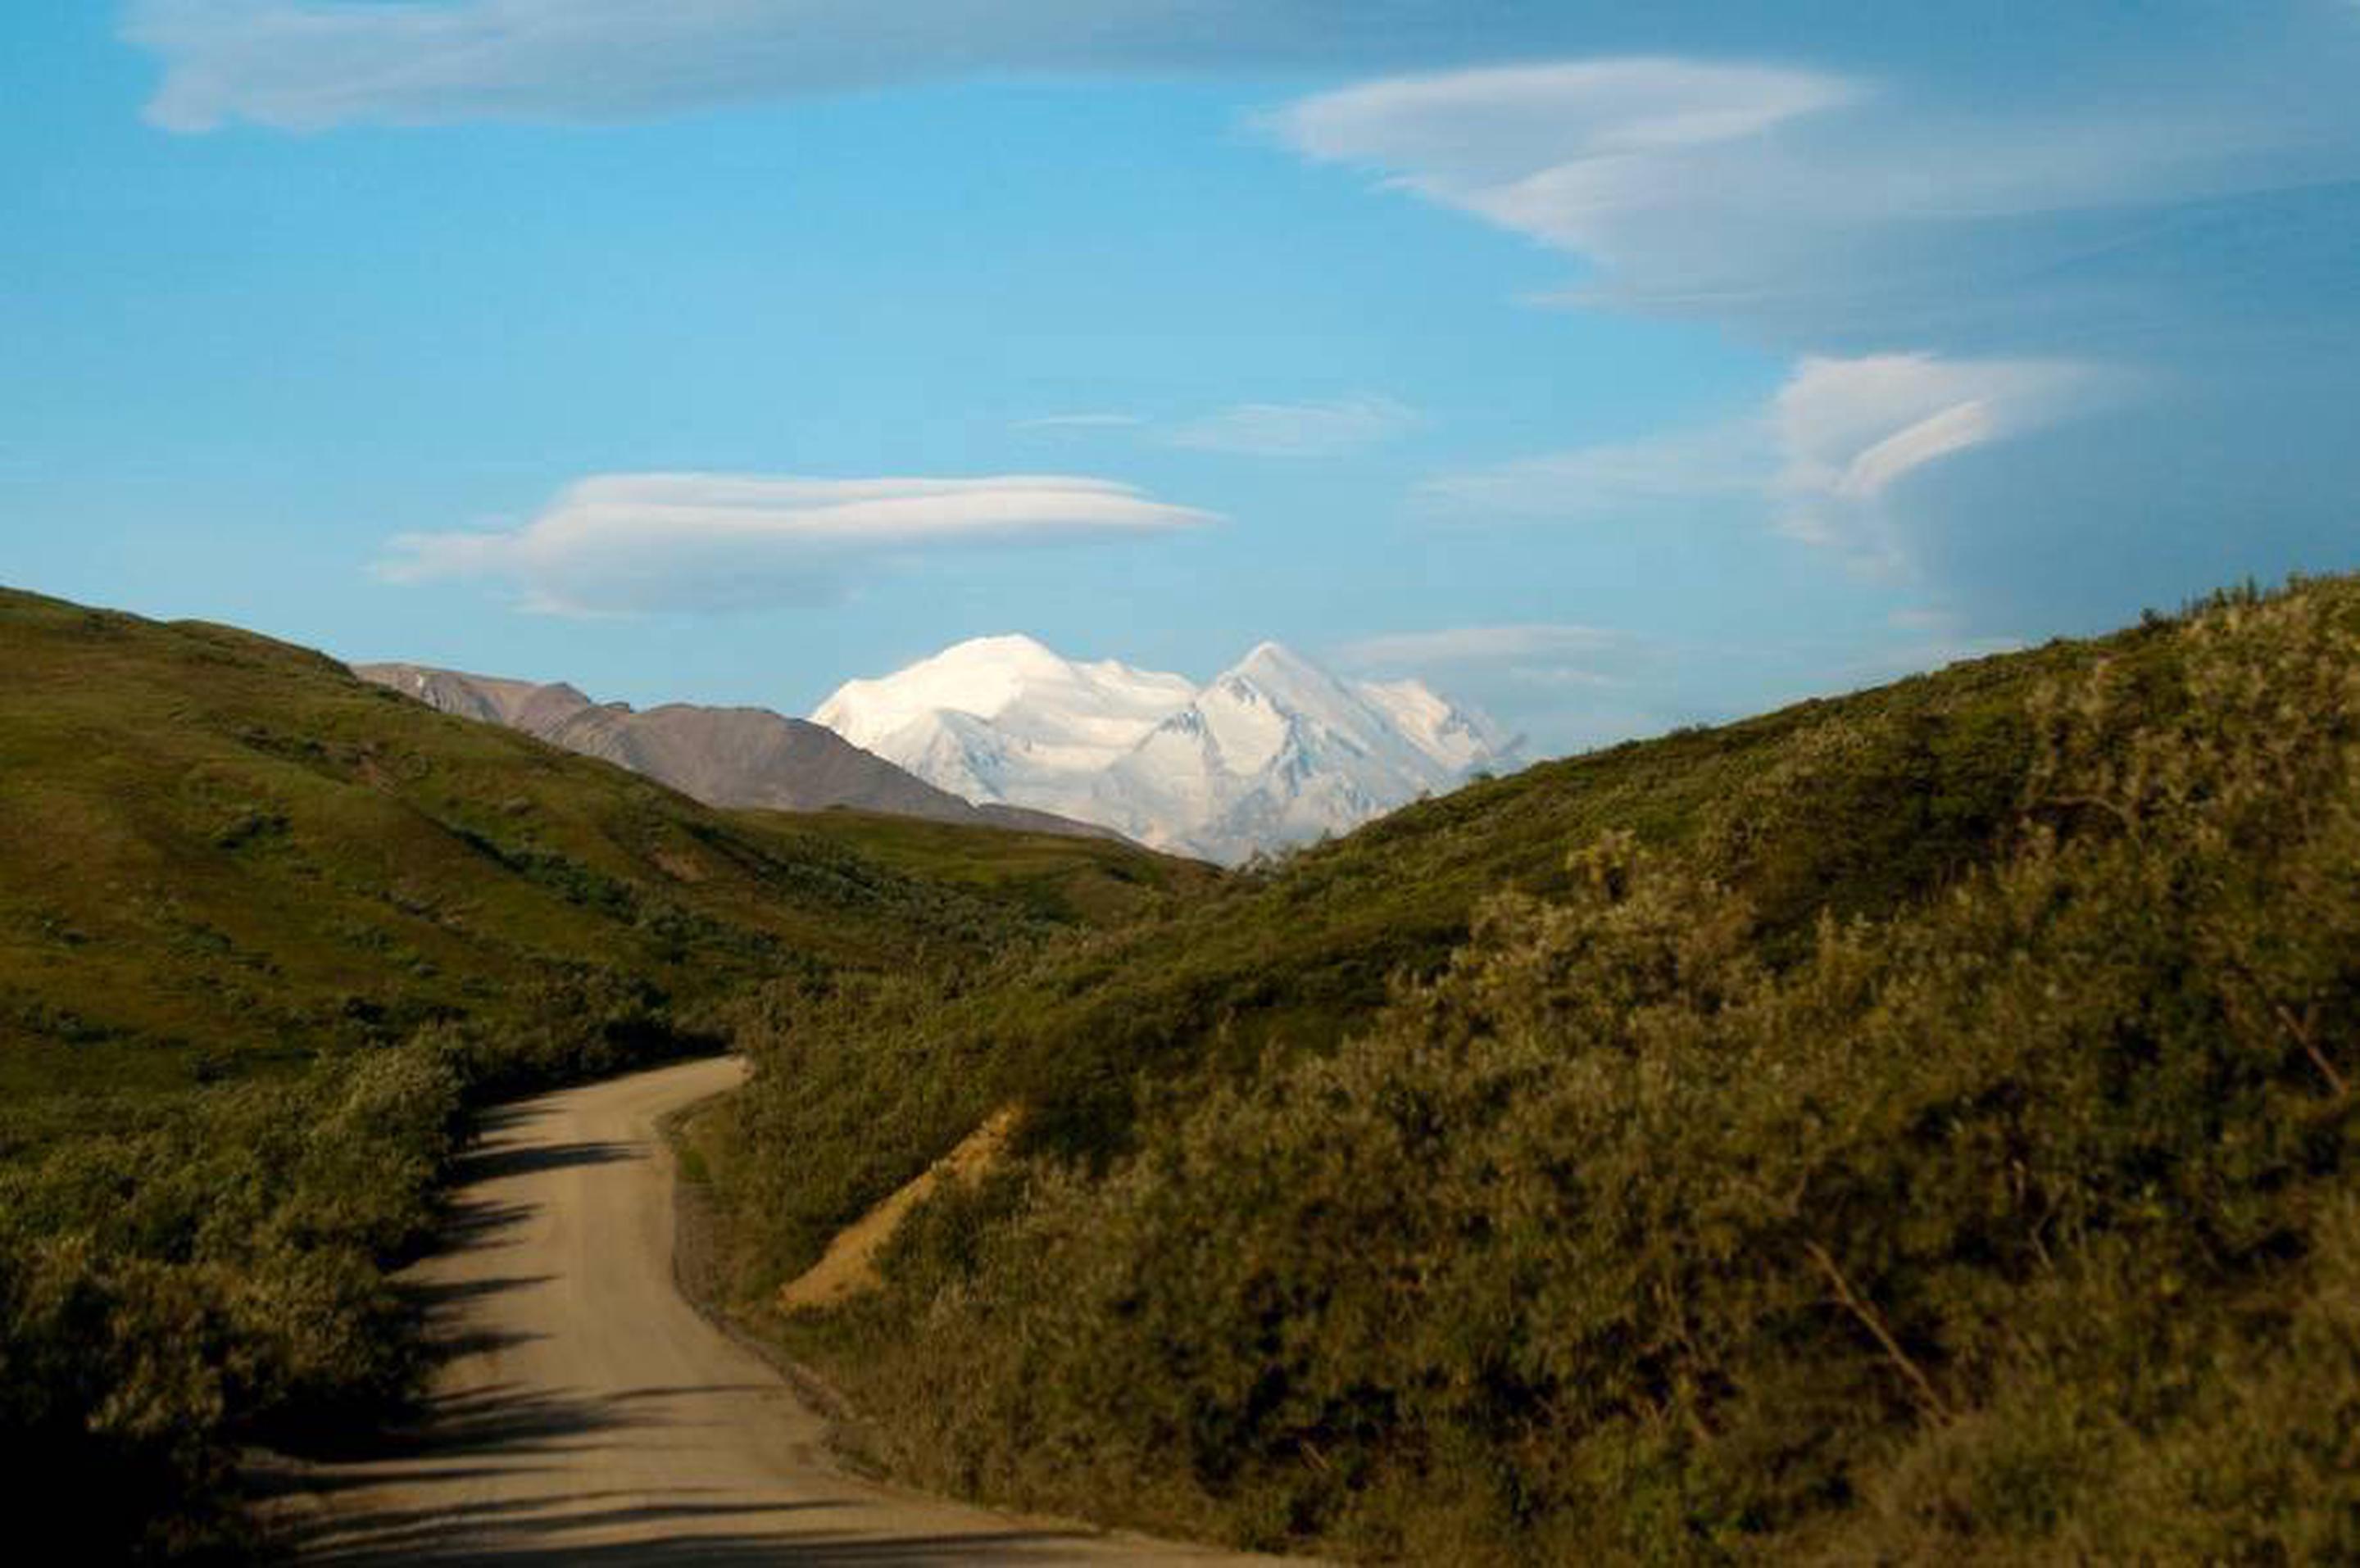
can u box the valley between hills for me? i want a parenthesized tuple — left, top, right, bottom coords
(6, 575, 2359, 1562)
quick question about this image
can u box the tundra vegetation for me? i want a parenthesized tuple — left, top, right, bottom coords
(705, 576, 2360, 1561)
(0, 587, 1193, 1560)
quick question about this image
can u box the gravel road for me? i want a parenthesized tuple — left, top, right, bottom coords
(285, 1055, 1273, 1565)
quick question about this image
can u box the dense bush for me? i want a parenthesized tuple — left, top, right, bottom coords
(746, 581, 2360, 1560)
(0, 1044, 462, 1560)
(715, 586, 2154, 1271)
(0, 961, 762, 1561)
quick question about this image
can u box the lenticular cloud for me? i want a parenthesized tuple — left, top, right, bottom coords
(374, 471, 1216, 614)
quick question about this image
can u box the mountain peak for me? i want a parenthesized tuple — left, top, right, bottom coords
(812, 635, 1199, 791)
(931, 632, 1065, 668)
(1221, 640, 1356, 705)
(815, 636, 1516, 863)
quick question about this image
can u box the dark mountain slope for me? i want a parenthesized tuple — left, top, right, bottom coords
(353, 662, 1126, 841)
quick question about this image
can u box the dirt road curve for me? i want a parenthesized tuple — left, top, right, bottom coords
(286, 1056, 1272, 1565)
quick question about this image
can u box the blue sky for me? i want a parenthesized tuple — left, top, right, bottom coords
(5, 4, 2358, 751)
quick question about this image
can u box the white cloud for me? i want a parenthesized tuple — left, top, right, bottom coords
(1769, 354, 2121, 569)
(1271, 56, 2352, 347)
(1276, 58, 1863, 259)
(121, 0, 1591, 133)
(1165, 395, 1417, 459)
(1424, 351, 2122, 574)
(1338, 623, 1623, 668)
(374, 471, 1215, 614)
(1277, 44, 2360, 626)
(127, 0, 950, 131)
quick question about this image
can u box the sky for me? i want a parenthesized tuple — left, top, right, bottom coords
(5, 3, 2358, 754)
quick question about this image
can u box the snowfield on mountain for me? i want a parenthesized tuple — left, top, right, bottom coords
(814, 635, 1518, 862)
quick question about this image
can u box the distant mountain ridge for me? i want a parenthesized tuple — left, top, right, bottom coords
(352, 663, 1122, 841)
(814, 636, 1518, 862)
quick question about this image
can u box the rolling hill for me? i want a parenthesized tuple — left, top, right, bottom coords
(0, 582, 1207, 1559)
(709, 573, 2360, 1563)
(0, 587, 1197, 1113)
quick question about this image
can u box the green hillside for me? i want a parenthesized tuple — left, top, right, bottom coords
(0, 584, 1196, 1559)
(707, 584, 2100, 1273)
(714, 574, 2360, 1561)
(769, 807, 1219, 927)
(0, 586, 1194, 1113)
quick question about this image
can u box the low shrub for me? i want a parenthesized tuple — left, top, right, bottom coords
(751, 580, 2360, 1560)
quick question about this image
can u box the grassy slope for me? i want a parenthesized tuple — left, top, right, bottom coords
(0, 587, 1188, 1114)
(769, 808, 1219, 927)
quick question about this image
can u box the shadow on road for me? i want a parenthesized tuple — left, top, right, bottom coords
(304, 1511, 1098, 1566)
(285, 1381, 1102, 1565)
(440, 1195, 538, 1253)
(263, 1067, 1147, 1566)
(457, 1137, 645, 1183)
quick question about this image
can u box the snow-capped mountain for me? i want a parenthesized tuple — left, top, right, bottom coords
(815, 635, 1196, 811)
(812, 636, 1518, 863)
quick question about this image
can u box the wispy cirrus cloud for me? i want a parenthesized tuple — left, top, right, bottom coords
(1013, 396, 1418, 459)
(134, 4, 2360, 645)
(374, 471, 1215, 615)
(127, 2, 2360, 161)
(1337, 623, 1645, 716)
(1420, 418, 1772, 522)
(1275, 58, 1864, 256)
(1010, 412, 1148, 432)
(122, 0, 1605, 133)
(1337, 623, 1623, 669)
(1270, 53, 2360, 350)
(1165, 395, 1418, 459)
(1272, 40, 2360, 625)
(1426, 351, 2126, 577)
